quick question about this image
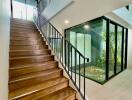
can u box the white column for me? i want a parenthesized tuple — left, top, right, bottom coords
(0, 0, 11, 99)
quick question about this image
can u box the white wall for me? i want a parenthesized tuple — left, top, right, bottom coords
(128, 29, 132, 68)
(0, 0, 11, 99)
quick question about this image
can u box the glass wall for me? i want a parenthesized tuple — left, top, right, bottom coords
(116, 26, 122, 73)
(66, 18, 107, 83)
(65, 17, 128, 84)
(12, 0, 36, 20)
(109, 23, 116, 77)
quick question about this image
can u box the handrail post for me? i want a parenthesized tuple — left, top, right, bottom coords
(11, 0, 13, 17)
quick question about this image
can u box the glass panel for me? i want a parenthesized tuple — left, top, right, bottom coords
(77, 33, 84, 55)
(109, 23, 115, 77)
(70, 31, 76, 47)
(12, 0, 35, 21)
(85, 34, 91, 62)
(116, 26, 122, 73)
(65, 19, 106, 83)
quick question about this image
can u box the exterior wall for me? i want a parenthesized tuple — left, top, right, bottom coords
(0, 0, 11, 99)
(128, 29, 132, 68)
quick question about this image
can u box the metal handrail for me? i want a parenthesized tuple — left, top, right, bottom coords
(34, 0, 89, 99)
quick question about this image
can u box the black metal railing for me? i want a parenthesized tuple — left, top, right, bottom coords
(33, 0, 89, 99)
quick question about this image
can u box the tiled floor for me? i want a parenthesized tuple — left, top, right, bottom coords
(84, 67, 132, 100)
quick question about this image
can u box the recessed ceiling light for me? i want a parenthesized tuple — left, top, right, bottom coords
(64, 20, 70, 24)
(84, 25, 90, 30)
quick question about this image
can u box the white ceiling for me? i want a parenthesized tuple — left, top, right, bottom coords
(50, 0, 132, 32)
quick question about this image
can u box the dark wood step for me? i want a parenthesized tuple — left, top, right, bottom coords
(10, 55, 54, 67)
(11, 25, 36, 29)
(9, 77, 68, 100)
(10, 61, 58, 78)
(19, 80, 69, 100)
(11, 26, 37, 31)
(38, 87, 76, 100)
(11, 18, 33, 23)
(10, 36, 43, 41)
(10, 39, 45, 46)
(10, 33, 42, 38)
(9, 68, 63, 92)
(11, 30, 38, 34)
(11, 32, 40, 36)
(10, 45, 48, 50)
(10, 49, 50, 57)
(11, 21, 34, 25)
(10, 32, 41, 36)
(11, 23, 35, 28)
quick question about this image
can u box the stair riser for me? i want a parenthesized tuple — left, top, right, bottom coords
(10, 39, 45, 45)
(10, 37, 43, 41)
(11, 22, 34, 26)
(10, 50, 50, 57)
(11, 26, 37, 29)
(10, 56, 54, 67)
(11, 30, 38, 34)
(10, 38, 45, 45)
(10, 33, 41, 37)
(64, 94, 76, 100)
(20, 81, 69, 100)
(10, 41, 45, 46)
(11, 29, 38, 32)
(10, 35, 42, 40)
(9, 71, 62, 92)
(11, 25, 36, 29)
(11, 32, 40, 36)
(10, 45, 48, 50)
(11, 28, 37, 31)
(10, 62, 57, 78)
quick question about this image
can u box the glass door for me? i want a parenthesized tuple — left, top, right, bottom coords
(109, 23, 116, 77)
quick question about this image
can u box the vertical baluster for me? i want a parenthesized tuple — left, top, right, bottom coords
(64, 40, 67, 70)
(58, 34, 60, 59)
(68, 43, 70, 74)
(49, 24, 51, 46)
(59, 35, 62, 62)
(62, 37, 64, 64)
(79, 55, 81, 91)
(84, 58, 86, 100)
(11, 0, 13, 17)
(71, 46, 73, 79)
(51, 26, 53, 49)
(55, 30, 57, 54)
(75, 50, 77, 84)
(53, 29, 55, 52)
(57, 32, 59, 57)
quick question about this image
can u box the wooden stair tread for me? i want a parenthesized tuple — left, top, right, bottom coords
(9, 68, 62, 83)
(10, 61, 58, 70)
(10, 49, 49, 52)
(10, 55, 53, 60)
(9, 77, 68, 99)
(10, 49, 50, 57)
(38, 87, 76, 100)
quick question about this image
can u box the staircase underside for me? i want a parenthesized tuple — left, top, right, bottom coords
(9, 18, 76, 100)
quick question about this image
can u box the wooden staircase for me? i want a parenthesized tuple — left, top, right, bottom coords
(9, 18, 77, 100)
